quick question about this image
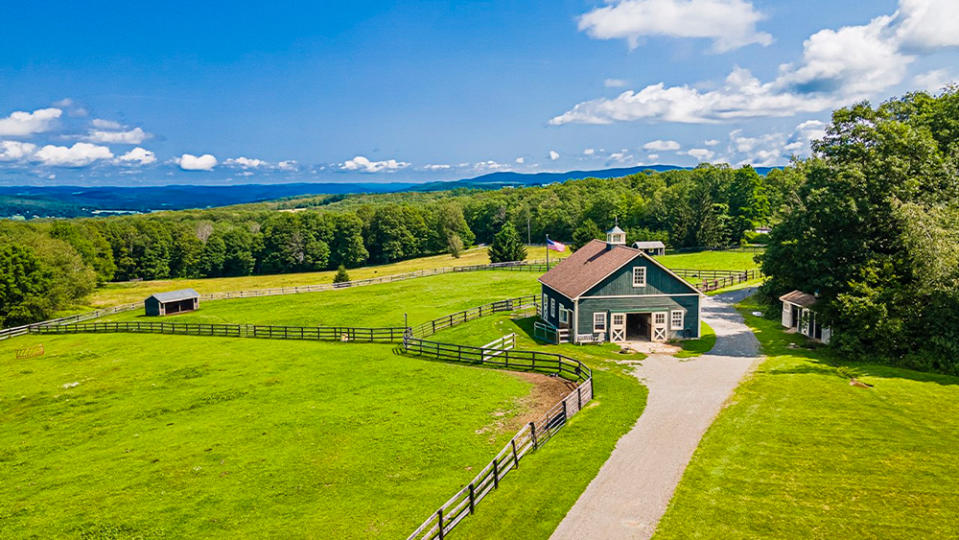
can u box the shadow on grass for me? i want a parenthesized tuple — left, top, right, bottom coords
(739, 299, 959, 387)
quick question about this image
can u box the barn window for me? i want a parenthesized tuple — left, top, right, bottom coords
(632, 267, 647, 287)
(559, 308, 569, 324)
(654, 312, 667, 326)
(542, 293, 548, 317)
(593, 312, 607, 332)
(550, 298, 556, 318)
(671, 310, 685, 329)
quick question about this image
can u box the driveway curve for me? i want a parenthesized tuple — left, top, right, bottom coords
(551, 288, 761, 540)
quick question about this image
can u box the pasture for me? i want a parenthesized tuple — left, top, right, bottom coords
(655, 248, 762, 271)
(655, 295, 959, 539)
(2, 269, 647, 538)
(87, 245, 569, 308)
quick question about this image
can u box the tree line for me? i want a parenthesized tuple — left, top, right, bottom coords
(0, 162, 785, 326)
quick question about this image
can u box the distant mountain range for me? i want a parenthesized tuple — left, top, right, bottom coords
(0, 164, 780, 219)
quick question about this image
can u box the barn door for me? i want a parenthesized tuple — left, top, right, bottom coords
(610, 313, 626, 342)
(652, 312, 668, 342)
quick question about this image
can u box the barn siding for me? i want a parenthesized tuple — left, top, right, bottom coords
(585, 255, 698, 297)
(540, 284, 574, 328)
(576, 294, 699, 339)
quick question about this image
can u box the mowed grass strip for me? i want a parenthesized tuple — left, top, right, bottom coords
(0, 333, 540, 538)
(655, 248, 762, 271)
(102, 271, 540, 327)
(413, 312, 648, 539)
(88, 245, 569, 308)
(654, 295, 959, 539)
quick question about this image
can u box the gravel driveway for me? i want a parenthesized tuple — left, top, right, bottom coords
(551, 288, 761, 540)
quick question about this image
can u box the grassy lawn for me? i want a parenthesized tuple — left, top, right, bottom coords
(655, 295, 959, 539)
(5, 270, 649, 539)
(87, 245, 568, 308)
(102, 271, 541, 327)
(674, 321, 716, 358)
(416, 312, 648, 539)
(656, 249, 762, 271)
(0, 333, 540, 538)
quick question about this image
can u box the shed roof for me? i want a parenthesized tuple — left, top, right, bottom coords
(633, 241, 666, 249)
(539, 239, 700, 299)
(148, 288, 199, 303)
(779, 290, 817, 308)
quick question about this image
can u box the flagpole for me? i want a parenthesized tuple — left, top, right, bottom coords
(546, 234, 550, 271)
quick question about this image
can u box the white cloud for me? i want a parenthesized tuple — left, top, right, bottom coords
(726, 119, 826, 166)
(913, 69, 956, 92)
(473, 160, 509, 171)
(91, 118, 123, 129)
(86, 126, 151, 144)
(643, 139, 681, 151)
(340, 155, 410, 173)
(604, 78, 628, 88)
(0, 141, 37, 161)
(224, 156, 267, 169)
(515, 157, 525, 164)
(553, 1, 959, 125)
(895, 0, 959, 51)
(647, 153, 660, 160)
(704, 139, 720, 146)
(548, 150, 560, 160)
(33, 142, 113, 167)
(423, 163, 452, 170)
(583, 148, 596, 155)
(608, 150, 634, 163)
(578, 0, 772, 53)
(0, 108, 62, 137)
(277, 160, 298, 171)
(177, 153, 218, 171)
(116, 147, 157, 166)
(684, 148, 715, 161)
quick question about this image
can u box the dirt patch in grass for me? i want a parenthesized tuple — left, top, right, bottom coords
(474, 371, 576, 439)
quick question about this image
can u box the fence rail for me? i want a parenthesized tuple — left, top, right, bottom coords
(680, 269, 762, 292)
(29, 321, 408, 343)
(401, 334, 592, 540)
(410, 295, 539, 338)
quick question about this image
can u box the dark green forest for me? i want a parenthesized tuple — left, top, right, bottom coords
(760, 88, 959, 374)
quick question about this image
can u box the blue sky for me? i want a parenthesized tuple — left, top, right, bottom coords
(1, 0, 957, 185)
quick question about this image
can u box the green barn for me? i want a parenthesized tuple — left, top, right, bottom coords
(538, 227, 702, 344)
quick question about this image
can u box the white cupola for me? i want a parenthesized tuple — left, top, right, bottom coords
(606, 221, 626, 246)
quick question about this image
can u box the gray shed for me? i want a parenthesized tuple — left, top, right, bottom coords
(632, 241, 666, 256)
(145, 289, 200, 317)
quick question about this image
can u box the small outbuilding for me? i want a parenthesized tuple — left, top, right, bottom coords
(779, 290, 830, 344)
(538, 227, 702, 344)
(632, 240, 666, 256)
(145, 288, 200, 317)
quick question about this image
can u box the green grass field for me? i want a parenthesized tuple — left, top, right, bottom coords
(655, 295, 959, 539)
(88, 245, 569, 308)
(3, 269, 648, 539)
(674, 322, 715, 358)
(0, 334, 537, 538)
(102, 271, 541, 327)
(655, 249, 762, 271)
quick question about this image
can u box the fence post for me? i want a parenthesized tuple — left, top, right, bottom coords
(492, 459, 499, 488)
(529, 422, 538, 450)
(511, 439, 519, 469)
(468, 483, 475, 514)
(577, 385, 582, 410)
(437, 508, 445, 540)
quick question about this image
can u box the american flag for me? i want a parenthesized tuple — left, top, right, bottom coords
(546, 238, 566, 252)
